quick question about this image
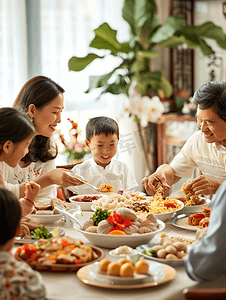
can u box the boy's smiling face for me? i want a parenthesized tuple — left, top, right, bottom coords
(85, 133, 119, 168)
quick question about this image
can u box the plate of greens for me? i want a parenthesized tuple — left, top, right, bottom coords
(15, 225, 65, 244)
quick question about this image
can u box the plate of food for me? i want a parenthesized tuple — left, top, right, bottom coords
(88, 257, 163, 284)
(136, 240, 190, 267)
(69, 194, 103, 211)
(28, 198, 81, 224)
(73, 207, 165, 248)
(77, 259, 176, 289)
(14, 235, 105, 272)
(15, 226, 65, 244)
(174, 197, 211, 214)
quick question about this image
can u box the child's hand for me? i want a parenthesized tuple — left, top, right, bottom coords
(25, 181, 41, 202)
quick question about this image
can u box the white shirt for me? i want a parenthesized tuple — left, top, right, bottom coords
(0, 158, 57, 201)
(170, 130, 226, 183)
(69, 157, 138, 194)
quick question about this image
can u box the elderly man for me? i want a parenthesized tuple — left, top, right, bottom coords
(142, 81, 226, 196)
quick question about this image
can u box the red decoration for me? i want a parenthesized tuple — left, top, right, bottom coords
(107, 212, 133, 232)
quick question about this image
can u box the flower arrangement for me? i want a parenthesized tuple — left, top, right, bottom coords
(57, 118, 91, 164)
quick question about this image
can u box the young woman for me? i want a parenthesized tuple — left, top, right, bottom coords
(0, 76, 83, 202)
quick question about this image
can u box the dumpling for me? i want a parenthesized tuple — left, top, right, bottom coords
(97, 220, 113, 234)
(82, 219, 94, 231)
(116, 207, 137, 221)
(139, 220, 157, 231)
(123, 224, 139, 235)
(85, 226, 98, 233)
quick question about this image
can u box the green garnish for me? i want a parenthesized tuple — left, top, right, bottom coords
(90, 208, 111, 226)
(31, 225, 53, 240)
(142, 249, 157, 257)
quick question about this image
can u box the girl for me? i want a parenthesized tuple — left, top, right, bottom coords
(1, 76, 83, 201)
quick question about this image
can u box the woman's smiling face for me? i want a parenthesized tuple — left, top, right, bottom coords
(29, 93, 64, 137)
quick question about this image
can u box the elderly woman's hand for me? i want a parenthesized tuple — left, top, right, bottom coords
(185, 175, 220, 196)
(48, 169, 85, 188)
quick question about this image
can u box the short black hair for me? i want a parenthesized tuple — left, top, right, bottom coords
(86, 116, 119, 141)
(0, 187, 21, 246)
(193, 81, 226, 121)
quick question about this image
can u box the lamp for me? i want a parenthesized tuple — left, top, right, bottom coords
(223, 2, 226, 19)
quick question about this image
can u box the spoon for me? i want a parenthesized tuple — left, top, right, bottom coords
(54, 206, 83, 228)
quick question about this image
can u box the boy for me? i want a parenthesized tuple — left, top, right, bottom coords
(0, 186, 46, 299)
(69, 116, 138, 194)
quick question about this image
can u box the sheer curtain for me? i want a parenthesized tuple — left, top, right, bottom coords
(40, 0, 130, 112)
(0, 0, 27, 107)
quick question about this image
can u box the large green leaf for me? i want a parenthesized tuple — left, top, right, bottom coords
(158, 35, 186, 48)
(68, 53, 104, 71)
(85, 70, 116, 93)
(137, 50, 160, 59)
(199, 39, 215, 56)
(119, 42, 131, 54)
(160, 76, 173, 98)
(102, 75, 128, 95)
(134, 71, 162, 96)
(122, 0, 136, 35)
(89, 23, 122, 54)
(135, 0, 159, 33)
(193, 21, 226, 50)
(150, 16, 185, 44)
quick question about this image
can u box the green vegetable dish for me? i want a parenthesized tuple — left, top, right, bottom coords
(142, 249, 157, 257)
(31, 225, 53, 240)
(90, 208, 111, 226)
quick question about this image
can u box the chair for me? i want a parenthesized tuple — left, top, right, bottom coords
(183, 287, 226, 299)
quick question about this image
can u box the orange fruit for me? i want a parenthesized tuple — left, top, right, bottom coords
(108, 230, 126, 235)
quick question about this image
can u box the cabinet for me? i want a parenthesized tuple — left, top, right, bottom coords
(156, 114, 198, 166)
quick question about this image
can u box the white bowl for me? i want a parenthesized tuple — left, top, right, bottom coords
(151, 200, 184, 222)
(73, 219, 165, 249)
(27, 213, 64, 224)
(109, 247, 139, 260)
(69, 194, 103, 211)
(178, 198, 211, 214)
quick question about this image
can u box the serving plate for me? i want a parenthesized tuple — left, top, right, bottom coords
(14, 245, 105, 272)
(73, 219, 165, 249)
(14, 227, 65, 244)
(170, 213, 201, 231)
(177, 198, 211, 214)
(89, 258, 163, 284)
(77, 261, 176, 289)
(69, 194, 103, 211)
(136, 243, 186, 267)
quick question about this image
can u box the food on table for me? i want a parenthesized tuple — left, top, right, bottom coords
(160, 233, 194, 245)
(143, 240, 188, 260)
(90, 208, 111, 226)
(110, 245, 135, 255)
(31, 225, 53, 239)
(181, 180, 206, 206)
(92, 193, 146, 211)
(98, 257, 149, 277)
(70, 195, 102, 202)
(31, 198, 75, 215)
(153, 178, 165, 198)
(82, 208, 159, 235)
(98, 183, 114, 193)
(127, 197, 182, 216)
(16, 235, 99, 265)
(188, 207, 211, 228)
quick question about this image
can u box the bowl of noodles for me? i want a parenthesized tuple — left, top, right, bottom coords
(128, 198, 184, 222)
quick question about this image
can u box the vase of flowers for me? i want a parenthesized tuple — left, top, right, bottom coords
(57, 118, 91, 164)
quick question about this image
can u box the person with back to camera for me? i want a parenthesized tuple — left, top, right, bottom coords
(142, 81, 226, 198)
(0, 76, 83, 202)
(68, 116, 138, 195)
(0, 186, 46, 299)
(0, 107, 41, 235)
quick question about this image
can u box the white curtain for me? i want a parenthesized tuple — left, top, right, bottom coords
(0, 0, 27, 107)
(40, 0, 130, 111)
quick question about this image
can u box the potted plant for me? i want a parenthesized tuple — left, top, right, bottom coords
(68, 0, 226, 172)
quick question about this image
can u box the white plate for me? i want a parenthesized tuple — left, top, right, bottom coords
(89, 259, 163, 284)
(177, 198, 211, 214)
(136, 243, 185, 267)
(14, 227, 65, 244)
(73, 219, 165, 249)
(69, 194, 103, 211)
(170, 213, 201, 231)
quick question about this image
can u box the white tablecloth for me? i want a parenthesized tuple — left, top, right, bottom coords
(15, 212, 226, 300)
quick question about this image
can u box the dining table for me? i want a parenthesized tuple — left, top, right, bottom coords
(14, 210, 226, 300)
